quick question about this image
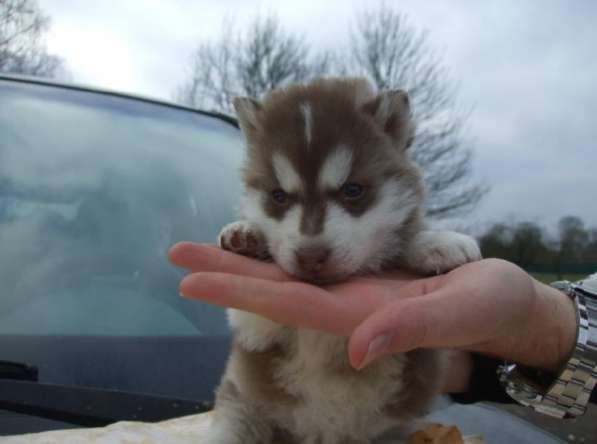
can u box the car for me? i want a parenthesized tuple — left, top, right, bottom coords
(0, 73, 242, 435)
(0, 75, 568, 443)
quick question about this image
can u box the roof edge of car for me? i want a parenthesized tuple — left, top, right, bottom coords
(0, 73, 239, 129)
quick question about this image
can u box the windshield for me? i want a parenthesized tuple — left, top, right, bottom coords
(0, 80, 242, 337)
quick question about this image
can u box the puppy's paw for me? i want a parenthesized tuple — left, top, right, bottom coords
(405, 231, 482, 275)
(218, 221, 270, 260)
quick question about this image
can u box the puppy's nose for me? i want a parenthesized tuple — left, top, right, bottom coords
(296, 246, 330, 274)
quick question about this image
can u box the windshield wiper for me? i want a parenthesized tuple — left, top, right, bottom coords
(0, 378, 212, 427)
(0, 360, 38, 381)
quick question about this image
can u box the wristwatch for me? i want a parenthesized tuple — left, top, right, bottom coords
(498, 272, 597, 419)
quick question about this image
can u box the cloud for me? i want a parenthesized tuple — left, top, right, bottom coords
(38, 0, 597, 228)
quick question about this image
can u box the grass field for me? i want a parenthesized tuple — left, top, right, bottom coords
(530, 272, 588, 284)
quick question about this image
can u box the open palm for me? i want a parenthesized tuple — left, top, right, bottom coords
(171, 242, 575, 372)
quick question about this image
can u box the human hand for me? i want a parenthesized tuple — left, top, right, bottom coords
(170, 242, 576, 375)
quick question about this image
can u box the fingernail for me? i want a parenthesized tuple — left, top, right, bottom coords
(358, 333, 392, 370)
(179, 275, 194, 298)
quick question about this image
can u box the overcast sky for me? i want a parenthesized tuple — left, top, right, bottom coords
(38, 0, 597, 232)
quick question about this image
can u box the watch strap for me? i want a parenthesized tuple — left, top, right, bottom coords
(551, 287, 597, 416)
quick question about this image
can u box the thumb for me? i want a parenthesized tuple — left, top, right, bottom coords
(348, 287, 464, 369)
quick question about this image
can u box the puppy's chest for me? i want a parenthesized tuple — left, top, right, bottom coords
(272, 330, 406, 438)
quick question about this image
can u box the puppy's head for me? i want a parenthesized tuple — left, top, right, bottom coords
(234, 78, 424, 283)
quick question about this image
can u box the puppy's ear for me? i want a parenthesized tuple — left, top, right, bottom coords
(233, 97, 262, 136)
(362, 90, 414, 150)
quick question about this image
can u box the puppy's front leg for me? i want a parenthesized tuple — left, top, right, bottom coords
(402, 230, 482, 275)
(204, 388, 273, 444)
(204, 413, 272, 444)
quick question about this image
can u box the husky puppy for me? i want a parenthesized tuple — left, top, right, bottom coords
(208, 78, 481, 444)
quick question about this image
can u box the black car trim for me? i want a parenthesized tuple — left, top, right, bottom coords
(0, 380, 213, 427)
(0, 361, 38, 382)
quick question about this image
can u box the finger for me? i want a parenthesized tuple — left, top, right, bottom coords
(179, 272, 360, 336)
(348, 286, 485, 369)
(169, 242, 290, 281)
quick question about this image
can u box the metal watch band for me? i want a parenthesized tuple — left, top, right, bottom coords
(539, 284, 597, 417)
(499, 274, 597, 419)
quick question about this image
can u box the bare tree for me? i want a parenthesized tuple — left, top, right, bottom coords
(348, 5, 487, 219)
(176, 15, 328, 114)
(0, 0, 65, 78)
(478, 222, 512, 259)
(176, 8, 486, 219)
(586, 228, 597, 265)
(479, 218, 597, 276)
(175, 18, 237, 113)
(556, 216, 590, 275)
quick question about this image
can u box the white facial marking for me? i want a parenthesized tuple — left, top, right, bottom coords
(321, 178, 418, 274)
(318, 147, 353, 190)
(272, 152, 302, 192)
(241, 177, 419, 279)
(300, 102, 313, 147)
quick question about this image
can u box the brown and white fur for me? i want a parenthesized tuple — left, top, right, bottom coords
(208, 78, 481, 444)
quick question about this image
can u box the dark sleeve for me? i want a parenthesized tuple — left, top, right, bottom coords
(449, 353, 597, 405)
(449, 353, 514, 405)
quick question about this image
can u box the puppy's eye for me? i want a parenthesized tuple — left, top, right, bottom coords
(271, 189, 288, 205)
(341, 183, 364, 200)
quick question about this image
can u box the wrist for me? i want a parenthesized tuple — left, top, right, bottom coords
(520, 279, 577, 371)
